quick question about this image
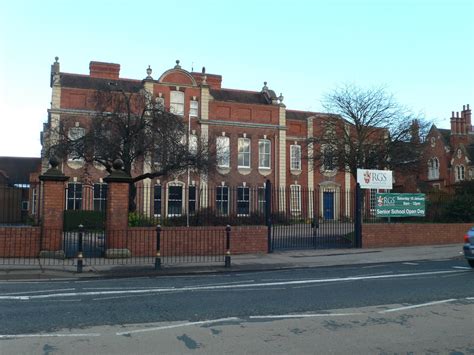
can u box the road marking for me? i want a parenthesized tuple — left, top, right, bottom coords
(0, 270, 467, 301)
(2, 288, 75, 296)
(353, 271, 394, 278)
(0, 333, 101, 339)
(116, 317, 239, 336)
(402, 262, 418, 265)
(0, 279, 76, 284)
(83, 286, 176, 290)
(249, 312, 363, 319)
(452, 266, 471, 270)
(378, 299, 457, 313)
(466, 297, 474, 300)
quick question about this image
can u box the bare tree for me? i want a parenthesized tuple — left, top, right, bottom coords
(48, 82, 212, 209)
(309, 84, 429, 179)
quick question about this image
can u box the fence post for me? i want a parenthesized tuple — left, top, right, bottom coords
(77, 224, 84, 273)
(265, 179, 272, 253)
(155, 225, 161, 270)
(225, 225, 231, 268)
(354, 183, 362, 248)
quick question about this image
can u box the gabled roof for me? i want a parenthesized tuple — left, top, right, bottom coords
(429, 125, 451, 146)
(438, 128, 451, 145)
(0, 157, 41, 184)
(60, 73, 143, 93)
(467, 143, 474, 161)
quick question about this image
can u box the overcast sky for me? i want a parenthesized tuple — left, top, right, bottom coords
(0, 0, 472, 157)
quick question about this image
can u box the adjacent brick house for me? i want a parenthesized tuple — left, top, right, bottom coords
(421, 105, 473, 191)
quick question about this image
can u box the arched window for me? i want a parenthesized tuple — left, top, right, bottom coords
(456, 165, 465, 182)
(428, 157, 439, 180)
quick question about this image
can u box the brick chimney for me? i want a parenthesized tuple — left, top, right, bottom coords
(450, 106, 469, 147)
(450, 111, 457, 134)
(89, 61, 120, 79)
(462, 104, 472, 133)
(410, 119, 420, 144)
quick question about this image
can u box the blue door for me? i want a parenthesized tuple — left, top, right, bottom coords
(323, 191, 334, 220)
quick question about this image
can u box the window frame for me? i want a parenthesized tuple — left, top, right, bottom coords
(258, 139, 271, 169)
(170, 90, 185, 116)
(290, 144, 301, 171)
(93, 183, 108, 212)
(428, 157, 439, 180)
(153, 185, 162, 217)
(216, 186, 229, 216)
(290, 184, 302, 214)
(237, 186, 250, 216)
(167, 185, 183, 217)
(216, 136, 230, 168)
(322, 145, 336, 171)
(257, 187, 266, 214)
(456, 165, 465, 182)
(66, 182, 83, 210)
(188, 185, 197, 215)
(190, 100, 199, 117)
(238, 137, 251, 168)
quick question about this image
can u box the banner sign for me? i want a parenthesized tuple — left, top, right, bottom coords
(375, 193, 425, 217)
(357, 169, 393, 189)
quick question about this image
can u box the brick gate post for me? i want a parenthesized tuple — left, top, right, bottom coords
(38, 157, 69, 258)
(103, 159, 133, 258)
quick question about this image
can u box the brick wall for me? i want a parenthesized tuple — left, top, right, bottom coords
(0, 227, 41, 257)
(230, 226, 267, 254)
(363, 223, 471, 248)
(123, 225, 267, 257)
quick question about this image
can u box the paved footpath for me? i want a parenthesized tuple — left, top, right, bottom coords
(0, 244, 466, 281)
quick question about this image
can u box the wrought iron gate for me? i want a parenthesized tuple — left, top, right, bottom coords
(267, 182, 361, 251)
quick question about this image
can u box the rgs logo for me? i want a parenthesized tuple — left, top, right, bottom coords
(364, 171, 388, 184)
(377, 196, 395, 206)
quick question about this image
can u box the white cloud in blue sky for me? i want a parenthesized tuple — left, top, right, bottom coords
(0, 0, 472, 156)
